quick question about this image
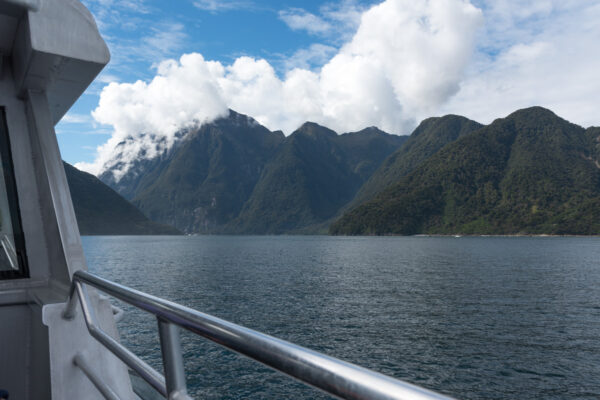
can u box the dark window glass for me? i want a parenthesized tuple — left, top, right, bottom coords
(0, 107, 29, 279)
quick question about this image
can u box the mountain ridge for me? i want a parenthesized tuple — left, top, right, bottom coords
(331, 107, 600, 235)
(98, 110, 406, 234)
(93, 106, 600, 236)
(228, 122, 406, 233)
(346, 114, 483, 210)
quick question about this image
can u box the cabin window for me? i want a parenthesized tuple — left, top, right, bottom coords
(0, 108, 29, 279)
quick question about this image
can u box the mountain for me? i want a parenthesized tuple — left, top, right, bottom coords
(587, 126, 600, 160)
(229, 124, 406, 233)
(122, 111, 284, 233)
(64, 162, 180, 235)
(99, 110, 405, 234)
(348, 115, 483, 208)
(100, 110, 285, 233)
(331, 107, 600, 235)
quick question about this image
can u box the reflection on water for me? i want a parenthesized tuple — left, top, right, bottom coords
(83, 236, 600, 399)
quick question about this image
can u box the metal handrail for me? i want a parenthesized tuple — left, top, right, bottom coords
(63, 270, 455, 400)
(74, 352, 121, 400)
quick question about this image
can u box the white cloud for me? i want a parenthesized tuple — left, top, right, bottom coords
(81, 0, 484, 178)
(279, 1, 367, 41)
(278, 8, 333, 35)
(144, 24, 184, 52)
(283, 43, 338, 70)
(87, 21, 187, 93)
(77, 53, 229, 177)
(106, 22, 187, 66)
(82, 0, 151, 32)
(96, 73, 120, 83)
(193, 0, 251, 12)
(57, 128, 113, 136)
(142, 22, 187, 60)
(61, 113, 93, 124)
(441, 0, 600, 127)
(82, 0, 188, 83)
(320, 0, 368, 41)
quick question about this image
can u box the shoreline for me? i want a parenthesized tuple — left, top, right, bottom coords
(413, 233, 600, 238)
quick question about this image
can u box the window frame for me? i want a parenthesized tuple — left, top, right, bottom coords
(0, 107, 30, 279)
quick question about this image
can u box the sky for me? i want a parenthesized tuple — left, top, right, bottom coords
(56, 0, 600, 177)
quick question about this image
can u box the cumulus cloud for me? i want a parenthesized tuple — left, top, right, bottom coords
(80, 0, 484, 177)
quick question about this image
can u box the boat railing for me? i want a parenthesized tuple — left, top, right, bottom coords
(63, 270, 454, 400)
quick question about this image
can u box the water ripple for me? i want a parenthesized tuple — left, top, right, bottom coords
(82, 235, 600, 399)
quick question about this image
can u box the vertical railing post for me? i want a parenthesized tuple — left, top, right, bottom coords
(62, 278, 80, 320)
(157, 318, 191, 400)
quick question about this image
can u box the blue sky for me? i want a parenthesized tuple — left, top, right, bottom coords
(57, 0, 600, 175)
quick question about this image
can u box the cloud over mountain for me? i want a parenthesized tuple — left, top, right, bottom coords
(79, 0, 483, 177)
(441, 0, 600, 127)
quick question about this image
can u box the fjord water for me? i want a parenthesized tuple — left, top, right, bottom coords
(82, 236, 600, 399)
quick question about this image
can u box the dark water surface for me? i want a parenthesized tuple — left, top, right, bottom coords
(82, 236, 600, 399)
